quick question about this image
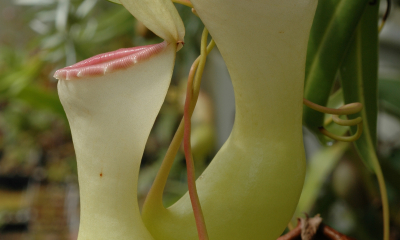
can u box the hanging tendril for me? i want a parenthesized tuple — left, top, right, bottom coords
(379, 0, 392, 32)
(303, 98, 363, 142)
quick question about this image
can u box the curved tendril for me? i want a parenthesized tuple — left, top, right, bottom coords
(379, 0, 392, 33)
(183, 28, 210, 240)
(144, 39, 215, 202)
(332, 115, 362, 126)
(331, 105, 362, 126)
(318, 121, 363, 142)
(142, 30, 215, 233)
(303, 98, 363, 115)
(172, 0, 193, 8)
(303, 98, 364, 142)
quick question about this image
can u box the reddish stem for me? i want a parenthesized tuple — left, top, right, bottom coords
(183, 60, 209, 240)
(277, 220, 357, 240)
(276, 223, 301, 240)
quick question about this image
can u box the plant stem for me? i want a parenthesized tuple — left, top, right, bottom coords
(370, 154, 390, 240)
(278, 220, 356, 240)
(183, 28, 210, 240)
(378, 0, 391, 32)
(142, 32, 215, 214)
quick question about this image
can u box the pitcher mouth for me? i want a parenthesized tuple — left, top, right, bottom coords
(54, 41, 168, 81)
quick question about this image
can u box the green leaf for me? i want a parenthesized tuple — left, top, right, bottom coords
(340, 4, 390, 238)
(303, 0, 369, 140)
(339, 1, 379, 171)
(326, 88, 344, 109)
(323, 89, 349, 139)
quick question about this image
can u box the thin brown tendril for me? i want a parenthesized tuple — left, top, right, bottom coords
(183, 28, 210, 240)
(143, 39, 215, 207)
(379, 0, 391, 32)
(142, 30, 215, 240)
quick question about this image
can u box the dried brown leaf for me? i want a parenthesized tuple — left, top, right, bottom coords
(300, 214, 323, 240)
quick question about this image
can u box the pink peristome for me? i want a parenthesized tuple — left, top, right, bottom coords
(54, 41, 168, 80)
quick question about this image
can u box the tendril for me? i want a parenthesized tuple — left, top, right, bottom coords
(303, 98, 364, 142)
(303, 98, 362, 115)
(318, 123, 363, 142)
(379, 0, 391, 33)
(183, 28, 210, 240)
(142, 29, 215, 240)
